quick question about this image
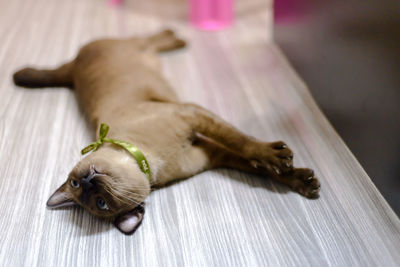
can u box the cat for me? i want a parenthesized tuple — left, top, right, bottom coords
(13, 30, 320, 235)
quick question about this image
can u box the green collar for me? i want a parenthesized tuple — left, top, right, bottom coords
(81, 123, 151, 181)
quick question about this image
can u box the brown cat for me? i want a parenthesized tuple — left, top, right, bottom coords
(13, 30, 320, 235)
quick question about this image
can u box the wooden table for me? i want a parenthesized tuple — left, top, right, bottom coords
(1, 0, 399, 266)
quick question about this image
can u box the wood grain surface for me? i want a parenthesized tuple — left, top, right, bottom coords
(0, 0, 399, 266)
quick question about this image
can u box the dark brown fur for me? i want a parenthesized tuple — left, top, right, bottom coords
(13, 30, 320, 234)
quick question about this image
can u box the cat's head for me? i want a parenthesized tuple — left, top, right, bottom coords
(46, 146, 151, 235)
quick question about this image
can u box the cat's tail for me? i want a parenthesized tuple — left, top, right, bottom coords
(13, 61, 74, 88)
(145, 29, 186, 53)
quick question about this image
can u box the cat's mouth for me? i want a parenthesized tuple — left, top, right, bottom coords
(90, 165, 108, 177)
(81, 166, 108, 185)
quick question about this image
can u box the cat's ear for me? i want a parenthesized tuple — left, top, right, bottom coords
(46, 182, 76, 209)
(114, 205, 145, 235)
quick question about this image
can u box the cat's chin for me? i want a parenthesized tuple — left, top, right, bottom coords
(84, 146, 151, 183)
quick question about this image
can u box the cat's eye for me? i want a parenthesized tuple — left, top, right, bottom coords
(97, 198, 109, 210)
(70, 179, 80, 188)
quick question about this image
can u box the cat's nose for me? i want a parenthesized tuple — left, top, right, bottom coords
(81, 179, 94, 190)
(81, 172, 96, 188)
(82, 173, 99, 190)
(80, 179, 96, 205)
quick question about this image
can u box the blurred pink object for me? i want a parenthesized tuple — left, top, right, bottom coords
(108, 0, 122, 6)
(189, 0, 233, 30)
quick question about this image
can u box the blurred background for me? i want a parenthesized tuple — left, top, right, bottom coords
(274, 0, 400, 215)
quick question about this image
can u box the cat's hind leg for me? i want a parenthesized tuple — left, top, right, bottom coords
(144, 29, 186, 52)
(13, 61, 74, 88)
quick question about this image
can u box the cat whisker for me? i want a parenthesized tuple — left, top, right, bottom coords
(101, 183, 146, 207)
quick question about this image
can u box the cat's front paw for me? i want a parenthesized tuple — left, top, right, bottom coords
(249, 141, 294, 175)
(286, 168, 320, 199)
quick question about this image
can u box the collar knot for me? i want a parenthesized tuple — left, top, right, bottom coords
(81, 123, 151, 181)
